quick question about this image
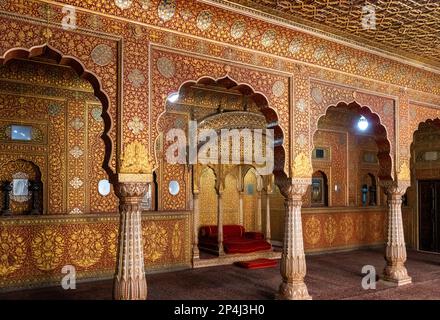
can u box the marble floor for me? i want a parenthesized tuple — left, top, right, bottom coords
(1, 247, 440, 300)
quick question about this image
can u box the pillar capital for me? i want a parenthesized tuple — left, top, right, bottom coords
(278, 177, 311, 202)
(380, 180, 410, 197)
(116, 182, 148, 199)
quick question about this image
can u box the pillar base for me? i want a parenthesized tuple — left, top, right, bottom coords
(382, 266, 412, 286)
(114, 277, 148, 300)
(380, 277, 412, 287)
(192, 246, 200, 261)
(276, 281, 312, 300)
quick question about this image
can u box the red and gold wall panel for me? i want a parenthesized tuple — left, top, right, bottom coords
(157, 112, 189, 211)
(0, 212, 191, 290)
(302, 208, 387, 252)
(270, 186, 387, 252)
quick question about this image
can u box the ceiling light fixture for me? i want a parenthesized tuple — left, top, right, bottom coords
(357, 115, 369, 131)
(167, 92, 180, 103)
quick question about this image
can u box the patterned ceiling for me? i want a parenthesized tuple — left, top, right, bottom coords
(224, 0, 440, 69)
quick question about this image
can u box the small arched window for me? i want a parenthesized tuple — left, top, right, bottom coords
(361, 173, 377, 207)
(311, 171, 328, 207)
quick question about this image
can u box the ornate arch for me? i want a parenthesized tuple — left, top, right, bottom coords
(313, 101, 393, 181)
(309, 81, 396, 181)
(157, 75, 286, 181)
(193, 164, 218, 193)
(410, 118, 440, 166)
(0, 44, 115, 180)
(408, 107, 440, 146)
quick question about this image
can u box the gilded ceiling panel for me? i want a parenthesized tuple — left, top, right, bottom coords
(227, 0, 440, 68)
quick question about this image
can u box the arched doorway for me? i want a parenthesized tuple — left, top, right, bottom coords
(409, 119, 440, 252)
(0, 46, 116, 215)
(305, 101, 392, 266)
(0, 45, 124, 296)
(0, 43, 133, 299)
(157, 76, 284, 263)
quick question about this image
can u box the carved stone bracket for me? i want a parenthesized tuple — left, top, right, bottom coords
(277, 177, 312, 300)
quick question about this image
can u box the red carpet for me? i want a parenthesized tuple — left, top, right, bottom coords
(235, 258, 277, 269)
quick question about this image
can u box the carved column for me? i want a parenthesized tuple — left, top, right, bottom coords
(238, 191, 244, 226)
(256, 190, 262, 232)
(277, 178, 311, 300)
(114, 175, 148, 300)
(238, 166, 244, 226)
(192, 191, 200, 261)
(217, 187, 225, 256)
(265, 189, 272, 243)
(382, 182, 412, 286)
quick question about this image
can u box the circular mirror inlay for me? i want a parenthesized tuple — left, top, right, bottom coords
(98, 179, 111, 196)
(168, 180, 180, 196)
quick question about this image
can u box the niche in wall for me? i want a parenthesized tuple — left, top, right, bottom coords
(0, 159, 42, 215)
(311, 170, 328, 207)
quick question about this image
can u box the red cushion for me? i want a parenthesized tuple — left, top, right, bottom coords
(245, 232, 265, 240)
(198, 225, 271, 254)
(235, 259, 277, 269)
(199, 225, 245, 239)
(199, 225, 217, 238)
(224, 239, 271, 254)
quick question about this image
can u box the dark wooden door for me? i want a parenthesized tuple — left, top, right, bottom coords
(419, 181, 440, 252)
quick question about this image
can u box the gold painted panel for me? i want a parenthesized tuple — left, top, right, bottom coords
(199, 167, 217, 227)
(243, 169, 257, 231)
(0, 212, 191, 290)
(223, 173, 239, 225)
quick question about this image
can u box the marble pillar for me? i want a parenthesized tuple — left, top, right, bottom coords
(193, 191, 200, 261)
(278, 179, 311, 300)
(114, 176, 148, 300)
(265, 189, 272, 243)
(256, 190, 262, 232)
(217, 188, 225, 256)
(382, 182, 412, 286)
